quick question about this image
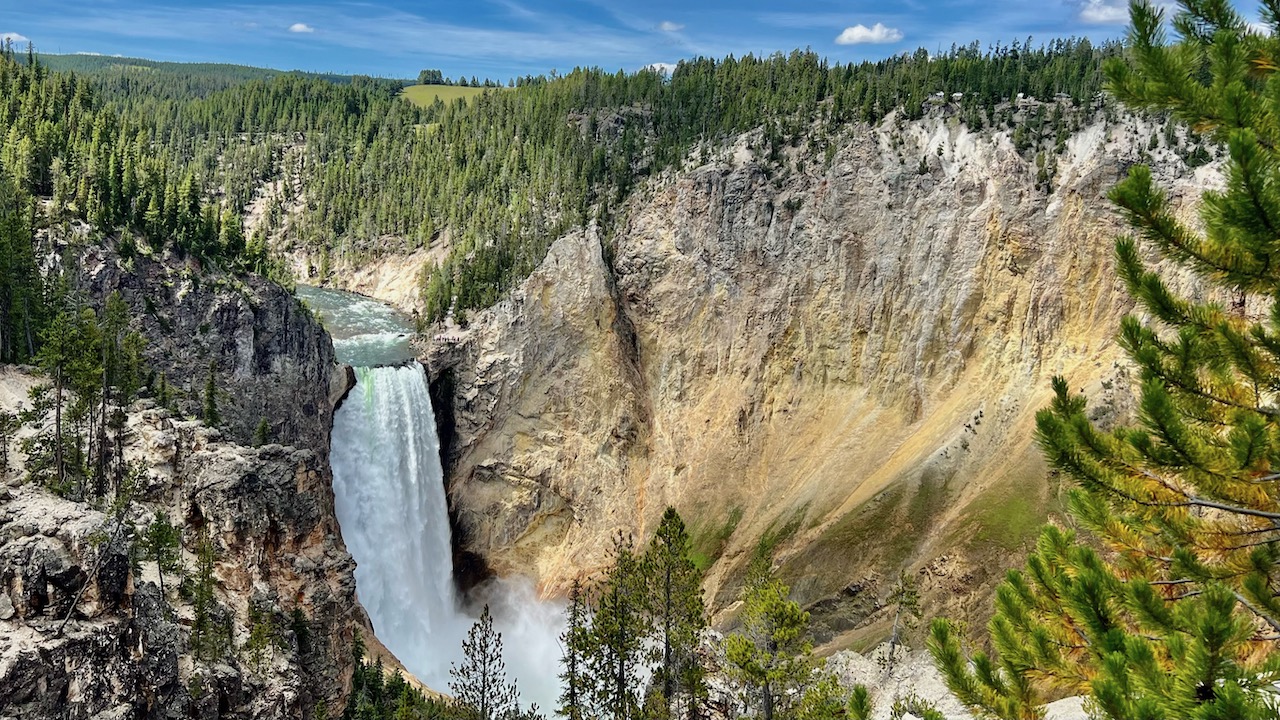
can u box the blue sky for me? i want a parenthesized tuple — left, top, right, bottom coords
(0, 1, 1260, 81)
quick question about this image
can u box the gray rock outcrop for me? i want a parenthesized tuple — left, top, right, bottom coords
(0, 402, 365, 719)
(77, 250, 336, 455)
(1, 247, 366, 718)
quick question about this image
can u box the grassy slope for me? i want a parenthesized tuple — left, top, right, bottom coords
(401, 84, 491, 107)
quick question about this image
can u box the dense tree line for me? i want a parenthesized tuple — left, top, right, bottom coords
(0, 42, 262, 266)
(29, 37, 1125, 326)
(32, 53, 357, 90)
(336, 508, 896, 720)
(554, 508, 851, 720)
(0, 42, 282, 366)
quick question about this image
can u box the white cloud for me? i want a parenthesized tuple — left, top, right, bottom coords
(1, 32, 31, 45)
(288, 22, 315, 33)
(1077, 0, 1176, 25)
(835, 22, 903, 45)
(658, 21, 684, 32)
(1077, 0, 1128, 24)
(646, 62, 678, 74)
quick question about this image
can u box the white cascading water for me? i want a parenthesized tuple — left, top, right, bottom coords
(303, 284, 565, 710)
(331, 364, 467, 685)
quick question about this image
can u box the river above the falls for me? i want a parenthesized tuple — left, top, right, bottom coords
(295, 284, 417, 366)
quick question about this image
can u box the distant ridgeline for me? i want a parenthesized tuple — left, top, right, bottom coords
(5, 38, 1173, 331)
(31, 52, 382, 95)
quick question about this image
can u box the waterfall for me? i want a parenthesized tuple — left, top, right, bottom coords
(331, 364, 466, 688)
(308, 283, 566, 708)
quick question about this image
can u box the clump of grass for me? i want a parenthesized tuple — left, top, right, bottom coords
(753, 507, 807, 566)
(967, 493, 1044, 551)
(690, 507, 744, 571)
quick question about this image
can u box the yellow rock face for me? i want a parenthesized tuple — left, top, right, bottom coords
(422, 114, 1214, 645)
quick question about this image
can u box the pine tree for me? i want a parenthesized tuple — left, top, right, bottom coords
(641, 508, 708, 719)
(883, 570, 920, 669)
(723, 569, 814, 720)
(191, 531, 228, 661)
(930, 3, 1280, 719)
(203, 359, 219, 427)
(451, 605, 519, 720)
(587, 534, 648, 720)
(0, 409, 16, 475)
(254, 418, 271, 447)
(143, 510, 182, 597)
(558, 578, 590, 720)
(37, 310, 75, 491)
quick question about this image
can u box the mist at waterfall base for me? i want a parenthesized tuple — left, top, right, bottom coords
(300, 286, 567, 710)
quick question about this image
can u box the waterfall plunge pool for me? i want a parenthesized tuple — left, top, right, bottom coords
(297, 285, 567, 709)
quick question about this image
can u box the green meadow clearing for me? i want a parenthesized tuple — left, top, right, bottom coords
(401, 84, 491, 107)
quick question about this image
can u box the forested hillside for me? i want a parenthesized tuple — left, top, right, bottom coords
(8, 37, 1178, 331)
(35, 52, 358, 87)
(0, 42, 272, 365)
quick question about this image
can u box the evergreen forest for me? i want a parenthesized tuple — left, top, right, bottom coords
(8, 0, 1280, 717)
(3, 35, 1131, 345)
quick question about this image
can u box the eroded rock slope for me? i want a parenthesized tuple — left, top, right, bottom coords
(426, 112, 1216, 642)
(0, 250, 366, 719)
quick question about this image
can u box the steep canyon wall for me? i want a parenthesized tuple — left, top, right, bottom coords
(0, 250, 368, 718)
(424, 112, 1218, 645)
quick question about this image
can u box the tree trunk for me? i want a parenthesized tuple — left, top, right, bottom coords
(888, 604, 902, 668)
(664, 561, 674, 703)
(0, 292, 10, 362)
(54, 364, 63, 488)
(23, 296, 33, 359)
(97, 341, 109, 498)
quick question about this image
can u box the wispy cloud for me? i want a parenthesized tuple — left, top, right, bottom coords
(835, 23, 904, 45)
(1075, 0, 1177, 25)
(1076, 0, 1128, 24)
(289, 22, 315, 33)
(646, 61, 678, 73)
(1, 32, 31, 45)
(490, 0, 541, 21)
(38, 2, 665, 72)
(659, 21, 684, 32)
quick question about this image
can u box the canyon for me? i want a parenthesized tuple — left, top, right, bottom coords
(403, 111, 1216, 646)
(0, 106, 1218, 717)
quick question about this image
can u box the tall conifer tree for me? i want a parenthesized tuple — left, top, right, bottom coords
(451, 605, 519, 720)
(641, 508, 708, 719)
(931, 3, 1280, 718)
(587, 534, 648, 720)
(724, 570, 814, 720)
(558, 578, 590, 720)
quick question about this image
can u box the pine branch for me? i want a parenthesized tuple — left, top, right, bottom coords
(1232, 591, 1280, 635)
(1138, 469, 1280, 520)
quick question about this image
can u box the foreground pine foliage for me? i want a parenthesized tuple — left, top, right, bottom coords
(930, 2, 1280, 718)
